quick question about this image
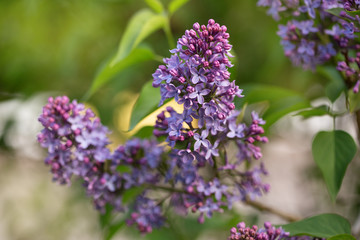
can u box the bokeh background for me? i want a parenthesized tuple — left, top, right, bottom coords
(1, 0, 359, 239)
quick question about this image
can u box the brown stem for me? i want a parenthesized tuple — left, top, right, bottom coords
(150, 184, 302, 222)
(355, 110, 360, 142)
(245, 198, 301, 222)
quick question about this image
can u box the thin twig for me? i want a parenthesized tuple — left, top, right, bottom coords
(245, 197, 301, 222)
(355, 110, 360, 143)
(150, 184, 302, 222)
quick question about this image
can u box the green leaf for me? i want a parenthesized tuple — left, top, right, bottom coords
(99, 204, 113, 229)
(110, 9, 166, 66)
(236, 84, 310, 129)
(122, 186, 145, 204)
(85, 46, 154, 99)
(281, 213, 352, 238)
(328, 234, 356, 240)
(295, 105, 330, 119)
(116, 165, 131, 173)
(168, 0, 189, 15)
(105, 220, 126, 240)
(132, 126, 154, 139)
(145, 0, 164, 13)
(129, 80, 161, 130)
(326, 8, 343, 17)
(326, 7, 360, 18)
(317, 66, 346, 102)
(312, 130, 357, 201)
(348, 89, 360, 112)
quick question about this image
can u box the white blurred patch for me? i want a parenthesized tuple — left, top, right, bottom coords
(0, 94, 50, 160)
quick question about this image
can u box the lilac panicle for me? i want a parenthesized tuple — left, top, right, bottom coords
(126, 196, 165, 234)
(37, 96, 111, 184)
(38, 96, 167, 232)
(39, 20, 270, 233)
(227, 221, 327, 240)
(228, 221, 289, 240)
(152, 19, 269, 223)
(258, 0, 360, 92)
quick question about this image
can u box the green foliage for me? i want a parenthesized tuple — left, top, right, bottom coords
(145, 0, 164, 13)
(168, 0, 190, 15)
(85, 46, 155, 99)
(326, 7, 360, 18)
(295, 105, 330, 119)
(110, 9, 166, 67)
(99, 204, 114, 229)
(317, 66, 346, 103)
(105, 219, 127, 240)
(129, 80, 161, 130)
(236, 84, 310, 129)
(116, 165, 132, 173)
(99, 205, 127, 240)
(122, 186, 145, 204)
(348, 89, 360, 112)
(312, 130, 357, 201)
(328, 234, 357, 240)
(133, 126, 155, 139)
(281, 213, 352, 238)
(128, 212, 243, 240)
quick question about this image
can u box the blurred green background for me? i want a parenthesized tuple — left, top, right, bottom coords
(0, 0, 321, 129)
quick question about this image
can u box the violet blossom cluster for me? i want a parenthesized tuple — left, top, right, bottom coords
(38, 20, 269, 234)
(258, 0, 360, 93)
(227, 221, 326, 240)
(152, 19, 269, 223)
(38, 96, 166, 233)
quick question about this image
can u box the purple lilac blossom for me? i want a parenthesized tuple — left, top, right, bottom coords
(38, 97, 167, 232)
(126, 196, 165, 234)
(152, 19, 269, 222)
(39, 20, 270, 232)
(228, 221, 290, 240)
(227, 221, 327, 240)
(258, 0, 360, 92)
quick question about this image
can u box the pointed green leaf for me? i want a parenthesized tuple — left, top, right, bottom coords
(85, 46, 154, 99)
(312, 130, 357, 201)
(235, 84, 310, 129)
(132, 126, 155, 139)
(348, 88, 360, 112)
(122, 186, 145, 204)
(317, 66, 346, 102)
(145, 0, 164, 13)
(110, 9, 166, 66)
(168, 0, 189, 15)
(294, 105, 330, 119)
(105, 220, 126, 240)
(99, 204, 113, 229)
(328, 234, 356, 240)
(281, 214, 352, 238)
(326, 7, 360, 18)
(129, 80, 161, 130)
(326, 8, 343, 17)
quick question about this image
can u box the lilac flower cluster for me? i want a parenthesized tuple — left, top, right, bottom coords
(228, 221, 289, 240)
(227, 221, 326, 240)
(38, 96, 111, 185)
(152, 19, 269, 223)
(258, 0, 360, 93)
(38, 96, 166, 233)
(38, 20, 269, 234)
